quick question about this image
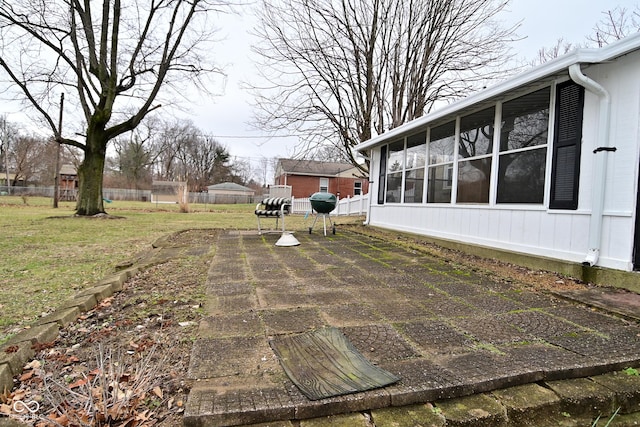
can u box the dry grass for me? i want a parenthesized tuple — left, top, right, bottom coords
(0, 196, 321, 343)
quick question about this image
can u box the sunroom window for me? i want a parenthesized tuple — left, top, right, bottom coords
(427, 122, 455, 203)
(457, 108, 494, 203)
(497, 87, 550, 204)
(404, 132, 426, 203)
(385, 140, 404, 203)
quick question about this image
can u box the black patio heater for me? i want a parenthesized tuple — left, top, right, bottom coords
(308, 192, 337, 235)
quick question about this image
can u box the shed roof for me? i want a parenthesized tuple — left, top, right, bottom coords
(207, 182, 254, 193)
(59, 164, 77, 175)
(277, 159, 355, 176)
(356, 32, 640, 152)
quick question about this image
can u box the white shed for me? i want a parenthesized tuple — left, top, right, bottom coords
(356, 33, 640, 274)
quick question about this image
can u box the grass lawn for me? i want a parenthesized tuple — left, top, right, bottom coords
(0, 195, 328, 343)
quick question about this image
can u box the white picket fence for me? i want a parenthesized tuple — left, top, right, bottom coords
(291, 193, 369, 216)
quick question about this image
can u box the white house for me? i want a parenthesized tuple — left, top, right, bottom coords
(356, 33, 640, 273)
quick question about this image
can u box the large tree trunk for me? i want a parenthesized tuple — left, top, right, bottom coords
(75, 133, 107, 216)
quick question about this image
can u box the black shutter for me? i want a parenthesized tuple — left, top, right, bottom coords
(550, 81, 584, 210)
(377, 145, 387, 204)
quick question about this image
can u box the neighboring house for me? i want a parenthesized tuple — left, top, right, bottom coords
(0, 172, 26, 188)
(207, 182, 255, 203)
(356, 33, 640, 273)
(274, 158, 369, 198)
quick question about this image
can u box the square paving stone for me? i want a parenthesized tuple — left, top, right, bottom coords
(207, 282, 254, 297)
(184, 385, 297, 427)
(545, 305, 636, 333)
(398, 320, 473, 355)
(252, 267, 292, 282)
(260, 308, 325, 335)
(342, 324, 420, 364)
(257, 290, 311, 308)
(544, 377, 616, 417)
(547, 330, 640, 367)
(354, 288, 409, 305)
(206, 294, 258, 315)
(320, 303, 384, 327)
(433, 281, 483, 298)
(500, 342, 591, 379)
(590, 370, 640, 414)
(434, 351, 525, 395)
(188, 336, 278, 379)
(369, 300, 432, 323)
(450, 316, 526, 344)
(501, 290, 564, 309)
(382, 359, 466, 406)
(198, 312, 264, 338)
(417, 294, 480, 318)
(464, 293, 524, 314)
(499, 310, 586, 340)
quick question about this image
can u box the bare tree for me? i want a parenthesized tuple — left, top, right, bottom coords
(110, 135, 154, 190)
(0, 0, 232, 215)
(589, 5, 640, 47)
(530, 38, 579, 66)
(249, 0, 516, 173)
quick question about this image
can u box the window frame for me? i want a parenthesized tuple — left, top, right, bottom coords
(496, 86, 551, 204)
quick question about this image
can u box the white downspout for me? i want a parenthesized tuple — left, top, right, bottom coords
(568, 64, 612, 267)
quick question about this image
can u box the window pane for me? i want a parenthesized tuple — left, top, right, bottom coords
(406, 132, 426, 169)
(459, 108, 495, 159)
(429, 122, 455, 165)
(388, 140, 404, 173)
(457, 158, 491, 203)
(500, 87, 550, 152)
(427, 164, 452, 203)
(354, 181, 362, 195)
(320, 178, 329, 192)
(404, 168, 424, 203)
(497, 148, 546, 203)
(386, 172, 402, 203)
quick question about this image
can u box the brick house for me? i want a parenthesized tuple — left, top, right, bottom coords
(274, 159, 369, 199)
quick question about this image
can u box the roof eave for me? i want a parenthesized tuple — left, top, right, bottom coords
(356, 32, 640, 152)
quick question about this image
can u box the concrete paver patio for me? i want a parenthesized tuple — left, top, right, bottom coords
(184, 230, 640, 426)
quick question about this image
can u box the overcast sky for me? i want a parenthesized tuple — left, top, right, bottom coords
(189, 0, 639, 164)
(1, 1, 637, 169)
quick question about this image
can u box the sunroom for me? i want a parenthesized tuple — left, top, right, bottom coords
(357, 33, 640, 274)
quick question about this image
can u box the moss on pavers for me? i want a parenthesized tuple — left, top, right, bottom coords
(299, 412, 369, 426)
(593, 410, 640, 426)
(371, 403, 445, 426)
(590, 370, 640, 414)
(545, 377, 616, 418)
(491, 383, 562, 426)
(435, 393, 507, 427)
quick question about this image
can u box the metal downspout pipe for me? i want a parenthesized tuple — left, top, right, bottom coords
(568, 64, 612, 267)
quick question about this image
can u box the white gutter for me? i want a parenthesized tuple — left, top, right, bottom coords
(568, 64, 612, 267)
(356, 32, 640, 154)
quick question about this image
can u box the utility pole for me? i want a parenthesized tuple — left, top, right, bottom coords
(53, 93, 64, 208)
(1, 115, 9, 195)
